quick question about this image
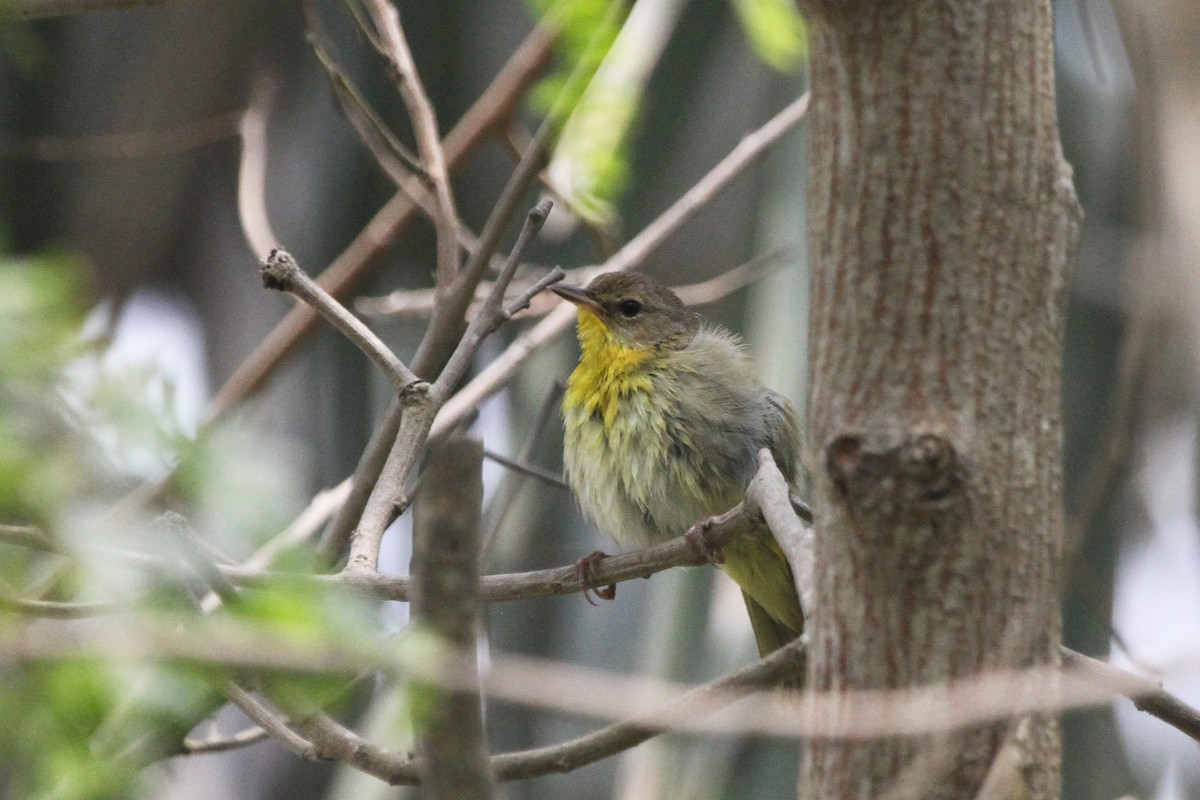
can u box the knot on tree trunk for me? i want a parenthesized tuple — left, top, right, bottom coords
(825, 432, 965, 523)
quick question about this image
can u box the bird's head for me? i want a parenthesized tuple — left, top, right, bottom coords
(551, 272, 700, 354)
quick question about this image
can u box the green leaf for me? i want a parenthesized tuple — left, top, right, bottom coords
(729, 0, 806, 71)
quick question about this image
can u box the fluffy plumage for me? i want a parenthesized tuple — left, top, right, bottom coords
(556, 272, 805, 656)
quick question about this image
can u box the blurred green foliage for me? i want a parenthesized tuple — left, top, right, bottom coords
(0, 257, 90, 523)
(729, 0, 806, 71)
(0, 257, 405, 798)
(526, 0, 804, 225)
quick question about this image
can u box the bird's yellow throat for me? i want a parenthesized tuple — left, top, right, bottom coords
(564, 310, 655, 430)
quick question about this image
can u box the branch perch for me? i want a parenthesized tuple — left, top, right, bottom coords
(259, 248, 417, 389)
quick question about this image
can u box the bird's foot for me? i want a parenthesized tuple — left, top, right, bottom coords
(685, 519, 726, 566)
(575, 550, 617, 605)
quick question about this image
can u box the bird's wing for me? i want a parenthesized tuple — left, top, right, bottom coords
(762, 390, 805, 491)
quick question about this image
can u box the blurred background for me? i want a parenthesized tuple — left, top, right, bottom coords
(0, 0, 1197, 798)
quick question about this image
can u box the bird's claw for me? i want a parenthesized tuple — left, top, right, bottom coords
(575, 550, 617, 605)
(685, 519, 726, 566)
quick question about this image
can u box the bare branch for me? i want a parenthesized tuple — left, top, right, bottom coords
(0, 524, 62, 553)
(223, 683, 318, 760)
(203, 24, 555, 422)
(317, 24, 563, 560)
(503, 268, 565, 317)
(303, 497, 759, 604)
(482, 381, 567, 558)
(303, 18, 429, 186)
(482, 447, 568, 492)
(359, 0, 461, 282)
(292, 713, 415, 780)
(344, 381, 439, 574)
(744, 448, 813, 607)
(745, 449, 806, 547)
(0, 594, 119, 618)
(259, 248, 418, 389)
(488, 637, 806, 782)
(406, 2, 617, 381)
(433, 201, 555, 395)
(607, 92, 809, 273)
(671, 247, 794, 306)
(4, 617, 1199, 747)
(345, 248, 789, 320)
(1, 0, 171, 19)
(181, 724, 270, 755)
(1061, 648, 1200, 744)
(340, 205, 553, 573)
(320, 17, 742, 561)
(236, 74, 279, 258)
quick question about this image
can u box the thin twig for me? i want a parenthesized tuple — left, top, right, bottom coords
(484, 448, 566, 488)
(342, 203, 554, 574)
(304, 17, 429, 185)
(286, 498, 760, 603)
(0, 594, 119, 618)
(488, 636, 807, 782)
(202, 23, 555, 422)
(236, 73, 279, 257)
(2, 0, 172, 19)
(744, 448, 812, 606)
(293, 713, 415, 779)
(316, 8, 599, 564)
(356, 247, 790, 320)
(319, 25, 566, 560)
(5, 617, 1200, 747)
(259, 249, 418, 389)
(1061, 648, 1200, 744)
(672, 247, 794, 306)
(481, 381, 568, 558)
(432, 201, 555, 396)
(0, 524, 62, 553)
(223, 683, 318, 760)
(181, 724, 271, 755)
(305, 46, 493, 265)
(360, 0, 462, 282)
(402, 0, 617, 380)
(301, 636, 807, 787)
(306, 3, 510, 282)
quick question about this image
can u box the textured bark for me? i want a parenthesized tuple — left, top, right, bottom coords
(799, 1, 1081, 798)
(412, 436, 495, 800)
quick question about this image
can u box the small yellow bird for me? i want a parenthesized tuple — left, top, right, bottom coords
(553, 271, 805, 657)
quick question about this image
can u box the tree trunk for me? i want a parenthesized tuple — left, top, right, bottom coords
(799, 1, 1082, 798)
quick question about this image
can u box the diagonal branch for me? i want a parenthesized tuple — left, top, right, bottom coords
(259, 248, 418, 389)
(433, 200, 556, 395)
(342, 203, 555, 574)
(202, 23, 555, 423)
(181, 723, 270, 755)
(359, 0, 462, 283)
(3, 0, 171, 18)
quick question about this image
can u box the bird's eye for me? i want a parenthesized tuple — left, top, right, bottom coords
(617, 298, 643, 317)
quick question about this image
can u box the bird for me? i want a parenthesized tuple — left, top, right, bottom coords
(552, 271, 805, 658)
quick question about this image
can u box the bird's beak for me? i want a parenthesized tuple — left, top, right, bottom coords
(551, 284, 604, 315)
